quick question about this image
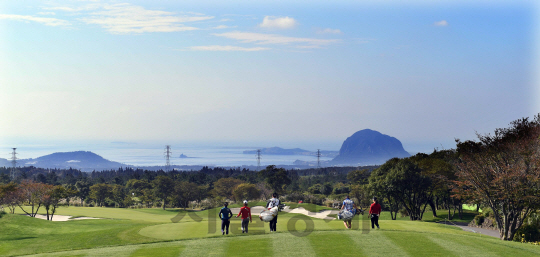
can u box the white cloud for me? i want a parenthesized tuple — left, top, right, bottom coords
(433, 20, 448, 26)
(37, 12, 56, 16)
(0, 14, 70, 26)
(187, 45, 270, 51)
(74, 3, 214, 34)
(317, 28, 342, 34)
(259, 16, 297, 29)
(213, 31, 340, 48)
(212, 25, 236, 29)
(220, 18, 232, 22)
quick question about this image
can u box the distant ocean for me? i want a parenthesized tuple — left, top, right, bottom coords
(3, 143, 337, 167)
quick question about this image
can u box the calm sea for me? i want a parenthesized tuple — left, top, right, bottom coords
(3, 142, 337, 167)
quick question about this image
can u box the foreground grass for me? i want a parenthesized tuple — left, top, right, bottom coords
(3, 206, 538, 256)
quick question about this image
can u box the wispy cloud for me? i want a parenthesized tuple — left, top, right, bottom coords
(78, 3, 214, 34)
(44, 3, 214, 34)
(212, 25, 236, 29)
(213, 31, 339, 48)
(259, 16, 297, 29)
(316, 28, 342, 34)
(0, 14, 70, 26)
(187, 45, 270, 51)
(37, 12, 56, 16)
(433, 20, 448, 26)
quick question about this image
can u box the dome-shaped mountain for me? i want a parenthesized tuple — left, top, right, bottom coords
(331, 129, 410, 165)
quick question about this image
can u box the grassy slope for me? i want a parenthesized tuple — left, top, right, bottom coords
(3, 206, 539, 257)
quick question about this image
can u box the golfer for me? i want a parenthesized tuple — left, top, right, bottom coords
(266, 193, 280, 232)
(341, 195, 357, 229)
(236, 200, 252, 233)
(369, 197, 382, 229)
(219, 202, 233, 235)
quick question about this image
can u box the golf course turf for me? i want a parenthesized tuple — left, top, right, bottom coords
(2, 205, 540, 256)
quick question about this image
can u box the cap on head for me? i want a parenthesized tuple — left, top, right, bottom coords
(243, 200, 248, 204)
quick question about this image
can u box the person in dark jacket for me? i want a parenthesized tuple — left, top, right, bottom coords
(219, 202, 233, 235)
(369, 197, 382, 229)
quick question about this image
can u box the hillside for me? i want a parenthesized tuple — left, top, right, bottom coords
(3, 151, 127, 171)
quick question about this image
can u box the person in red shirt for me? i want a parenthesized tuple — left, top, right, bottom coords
(236, 200, 252, 233)
(369, 197, 382, 229)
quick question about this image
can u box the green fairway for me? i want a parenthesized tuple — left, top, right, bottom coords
(3, 206, 540, 257)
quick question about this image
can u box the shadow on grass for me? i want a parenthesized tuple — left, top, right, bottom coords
(1, 236, 38, 241)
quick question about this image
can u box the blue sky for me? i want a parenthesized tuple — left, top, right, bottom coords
(0, 0, 538, 153)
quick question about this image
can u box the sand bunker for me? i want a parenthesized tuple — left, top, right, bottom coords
(28, 214, 101, 221)
(230, 206, 340, 220)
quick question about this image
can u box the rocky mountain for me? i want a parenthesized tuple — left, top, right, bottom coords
(331, 129, 410, 165)
(0, 151, 127, 171)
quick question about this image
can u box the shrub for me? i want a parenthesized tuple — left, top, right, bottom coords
(399, 208, 409, 218)
(482, 208, 493, 218)
(284, 192, 304, 202)
(513, 224, 540, 242)
(474, 214, 485, 226)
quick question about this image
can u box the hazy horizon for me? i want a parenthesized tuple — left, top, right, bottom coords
(1, 0, 539, 158)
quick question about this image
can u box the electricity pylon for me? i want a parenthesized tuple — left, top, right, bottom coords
(10, 148, 18, 180)
(164, 145, 172, 172)
(256, 149, 261, 171)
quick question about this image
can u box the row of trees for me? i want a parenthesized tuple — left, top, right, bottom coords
(363, 115, 540, 241)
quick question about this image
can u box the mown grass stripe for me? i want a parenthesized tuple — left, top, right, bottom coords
(225, 236, 272, 257)
(384, 231, 457, 257)
(129, 245, 184, 257)
(433, 233, 540, 257)
(180, 236, 228, 257)
(427, 233, 496, 257)
(270, 232, 316, 257)
(348, 230, 408, 257)
(307, 231, 358, 257)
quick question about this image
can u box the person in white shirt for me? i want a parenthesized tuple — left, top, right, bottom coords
(266, 193, 280, 232)
(340, 195, 357, 229)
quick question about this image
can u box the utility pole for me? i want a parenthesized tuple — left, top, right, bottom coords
(10, 148, 18, 180)
(256, 149, 261, 171)
(164, 145, 172, 172)
(316, 149, 321, 169)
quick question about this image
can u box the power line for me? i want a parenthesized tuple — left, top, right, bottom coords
(164, 145, 172, 172)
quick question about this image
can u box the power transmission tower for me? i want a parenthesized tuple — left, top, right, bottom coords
(164, 145, 172, 172)
(316, 149, 321, 169)
(256, 149, 261, 171)
(10, 148, 18, 180)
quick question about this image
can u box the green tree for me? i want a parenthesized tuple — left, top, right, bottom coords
(126, 179, 150, 197)
(454, 115, 540, 240)
(110, 185, 126, 208)
(172, 181, 198, 209)
(89, 183, 113, 207)
(42, 185, 73, 220)
(75, 181, 90, 206)
(232, 183, 260, 201)
(212, 177, 244, 199)
(258, 165, 291, 195)
(347, 169, 370, 185)
(152, 176, 175, 209)
(368, 158, 401, 220)
(0, 182, 19, 214)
